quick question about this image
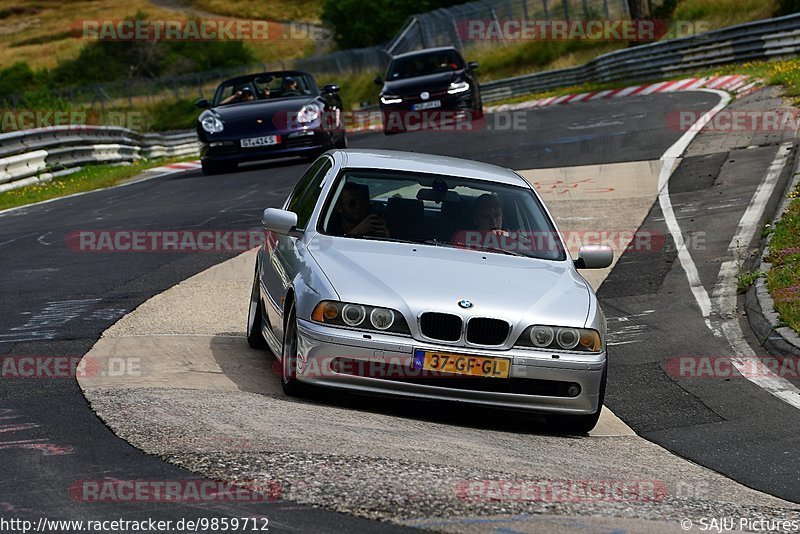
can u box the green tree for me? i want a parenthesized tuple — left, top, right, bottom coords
(322, 0, 464, 49)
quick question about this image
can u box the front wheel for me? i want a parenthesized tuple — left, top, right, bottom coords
(281, 302, 308, 396)
(545, 367, 606, 434)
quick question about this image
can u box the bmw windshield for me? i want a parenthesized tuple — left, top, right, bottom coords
(318, 169, 566, 261)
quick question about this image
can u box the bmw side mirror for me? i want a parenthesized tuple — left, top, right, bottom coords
(322, 84, 340, 94)
(574, 245, 613, 269)
(195, 98, 211, 109)
(263, 208, 302, 238)
(373, 76, 383, 86)
(467, 61, 479, 70)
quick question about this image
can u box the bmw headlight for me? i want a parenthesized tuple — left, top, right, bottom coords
(297, 103, 321, 124)
(312, 300, 409, 334)
(380, 95, 402, 105)
(516, 325, 602, 352)
(199, 111, 224, 134)
(447, 80, 470, 94)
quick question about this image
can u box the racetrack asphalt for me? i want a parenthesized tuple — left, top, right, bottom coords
(1, 89, 797, 530)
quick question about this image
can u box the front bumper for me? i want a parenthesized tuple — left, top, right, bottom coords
(200, 129, 334, 164)
(294, 318, 605, 415)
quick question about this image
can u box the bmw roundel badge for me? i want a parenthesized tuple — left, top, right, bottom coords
(458, 299, 473, 309)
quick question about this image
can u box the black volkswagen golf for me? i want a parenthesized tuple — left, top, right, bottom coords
(375, 47, 482, 134)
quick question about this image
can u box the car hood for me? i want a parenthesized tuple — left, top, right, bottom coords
(209, 97, 313, 129)
(308, 236, 591, 329)
(382, 71, 462, 96)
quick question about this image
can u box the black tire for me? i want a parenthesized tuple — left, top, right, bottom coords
(334, 132, 348, 149)
(545, 366, 607, 435)
(280, 301, 307, 396)
(201, 160, 235, 175)
(246, 264, 267, 349)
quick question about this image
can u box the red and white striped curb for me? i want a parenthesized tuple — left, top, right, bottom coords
(147, 160, 202, 173)
(487, 75, 762, 112)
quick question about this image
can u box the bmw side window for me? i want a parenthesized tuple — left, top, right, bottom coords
(286, 158, 325, 210)
(287, 158, 332, 230)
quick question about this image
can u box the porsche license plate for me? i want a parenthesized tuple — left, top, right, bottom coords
(412, 100, 441, 111)
(241, 135, 280, 148)
(413, 349, 509, 378)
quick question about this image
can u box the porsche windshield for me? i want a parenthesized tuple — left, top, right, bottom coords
(213, 73, 316, 106)
(319, 169, 566, 261)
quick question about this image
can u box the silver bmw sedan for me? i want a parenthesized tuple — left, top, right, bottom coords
(247, 149, 613, 433)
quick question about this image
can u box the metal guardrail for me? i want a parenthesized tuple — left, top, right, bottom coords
(479, 12, 800, 103)
(0, 127, 198, 193)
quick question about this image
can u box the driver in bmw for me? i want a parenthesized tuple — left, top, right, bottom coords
(329, 183, 389, 238)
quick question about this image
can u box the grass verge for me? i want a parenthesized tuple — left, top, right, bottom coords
(764, 178, 800, 332)
(0, 156, 197, 212)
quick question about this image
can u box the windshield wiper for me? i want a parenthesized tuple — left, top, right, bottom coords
(421, 240, 461, 249)
(354, 235, 416, 244)
(423, 240, 524, 257)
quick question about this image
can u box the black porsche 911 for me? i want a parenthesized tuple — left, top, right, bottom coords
(195, 70, 347, 175)
(374, 47, 482, 134)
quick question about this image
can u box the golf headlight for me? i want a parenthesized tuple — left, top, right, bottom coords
(312, 301, 409, 334)
(380, 95, 402, 105)
(447, 80, 470, 94)
(199, 111, 224, 133)
(297, 104, 321, 124)
(517, 325, 602, 352)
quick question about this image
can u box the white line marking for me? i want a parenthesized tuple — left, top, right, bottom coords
(657, 88, 732, 317)
(657, 90, 800, 409)
(711, 142, 800, 408)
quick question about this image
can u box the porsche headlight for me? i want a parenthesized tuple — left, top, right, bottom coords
(312, 300, 409, 334)
(199, 111, 224, 134)
(517, 325, 602, 352)
(297, 103, 321, 124)
(447, 80, 470, 94)
(380, 95, 402, 105)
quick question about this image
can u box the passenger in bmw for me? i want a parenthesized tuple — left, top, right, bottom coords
(328, 183, 390, 238)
